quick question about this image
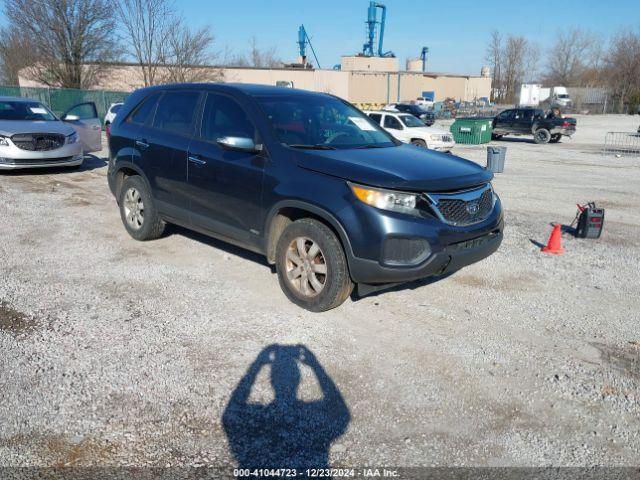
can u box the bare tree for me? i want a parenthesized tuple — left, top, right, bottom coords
(545, 28, 597, 86)
(486, 32, 535, 103)
(605, 29, 640, 111)
(485, 31, 503, 102)
(161, 22, 223, 83)
(5, 0, 119, 88)
(226, 37, 282, 68)
(0, 25, 38, 85)
(523, 42, 541, 83)
(502, 36, 529, 104)
(117, 0, 172, 86)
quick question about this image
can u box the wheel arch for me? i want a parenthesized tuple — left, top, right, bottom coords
(113, 162, 151, 201)
(264, 200, 355, 269)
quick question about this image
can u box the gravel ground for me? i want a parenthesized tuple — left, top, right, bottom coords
(0, 115, 639, 469)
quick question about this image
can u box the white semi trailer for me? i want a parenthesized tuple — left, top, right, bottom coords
(519, 84, 572, 108)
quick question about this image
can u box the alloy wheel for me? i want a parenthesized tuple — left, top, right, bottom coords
(285, 237, 327, 297)
(123, 187, 144, 230)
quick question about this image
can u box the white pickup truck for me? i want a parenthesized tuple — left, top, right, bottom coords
(365, 110, 455, 152)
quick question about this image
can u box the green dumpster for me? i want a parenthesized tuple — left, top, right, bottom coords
(450, 117, 493, 144)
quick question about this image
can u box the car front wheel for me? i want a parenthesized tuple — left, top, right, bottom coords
(275, 218, 353, 312)
(411, 139, 427, 148)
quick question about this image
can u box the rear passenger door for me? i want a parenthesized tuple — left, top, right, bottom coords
(512, 109, 532, 134)
(186, 92, 266, 244)
(134, 90, 201, 220)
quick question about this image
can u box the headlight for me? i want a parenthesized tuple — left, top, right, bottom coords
(349, 183, 419, 215)
(66, 132, 79, 144)
(429, 134, 442, 141)
(0, 136, 9, 147)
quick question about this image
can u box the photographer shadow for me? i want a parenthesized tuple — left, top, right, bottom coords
(222, 344, 350, 468)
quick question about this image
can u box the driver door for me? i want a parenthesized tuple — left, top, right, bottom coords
(186, 92, 266, 244)
(62, 102, 102, 153)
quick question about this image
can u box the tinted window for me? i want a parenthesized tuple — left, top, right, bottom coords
(153, 91, 200, 135)
(368, 113, 382, 124)
(128, 93, 161, 125)
(0, 101, 56, 121)
(200, 94, 256, 142)
(384, 115, 402, 129)
(65, 103, 97, 120)
(497, 110, 512, 121)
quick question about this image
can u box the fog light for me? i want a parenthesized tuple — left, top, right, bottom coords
(0, 157, 11, 164)
(382, 237, 431, 266)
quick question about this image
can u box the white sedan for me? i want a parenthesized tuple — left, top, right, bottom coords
(365, 110, 455, 152)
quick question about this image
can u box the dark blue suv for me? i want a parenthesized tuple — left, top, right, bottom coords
(108, 84, 503, 311)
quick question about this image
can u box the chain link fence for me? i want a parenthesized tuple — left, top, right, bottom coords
(0, 85, 129, 123)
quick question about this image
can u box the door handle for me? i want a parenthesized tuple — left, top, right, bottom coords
(135, 140, 149, 150)
(188, 155, 206, 166)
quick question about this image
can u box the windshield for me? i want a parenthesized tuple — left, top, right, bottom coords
(557, 94, 570, 99)
(255, 94, 396, 149)
(0, 100, 57, 121)
(399, 114, 425, 128)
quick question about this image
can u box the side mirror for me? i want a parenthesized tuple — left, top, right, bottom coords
(63, 114, 80, 121)
(216, 136, 263, 153)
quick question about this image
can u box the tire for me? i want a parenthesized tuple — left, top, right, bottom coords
(534, 128, 551, 144)
(275, 218, 353, 312)
(411, 139, 427, 148)
(491, 133, 503, 140)
(550, 134, 562, 143)
(118, 175, 165, 241)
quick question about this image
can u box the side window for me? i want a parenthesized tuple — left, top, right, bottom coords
(384, 115, 402, 130)
(152, 91, 200, 135)
(368, 113, 382, 124)
(497, 110, 512, 121)
(523, 110, 534, 120)
(65, 103, 97, 120)
(128, 93, 161, 125)
(513, 110, 523, 120)
(200, 93, 256, 142)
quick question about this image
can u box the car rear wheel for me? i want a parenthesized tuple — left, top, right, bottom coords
(411, 139, 427, 148)
(491, 133, 503, 140)
(550, 134, 562, 143)
(118, 176, 165, 241)
(275, 218, 353, 312)
(534, 128, 551, 144)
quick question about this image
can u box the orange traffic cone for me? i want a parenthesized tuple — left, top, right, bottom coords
(541, 224, 565, 255)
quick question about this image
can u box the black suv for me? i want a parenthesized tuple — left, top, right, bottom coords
(108, 84, 503, 311)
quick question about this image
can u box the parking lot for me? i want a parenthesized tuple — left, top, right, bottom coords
(1, 114, 639, 467)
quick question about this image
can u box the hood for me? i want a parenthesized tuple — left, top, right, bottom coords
(295, 144, 492, 192)
(0, 120, 74, 137)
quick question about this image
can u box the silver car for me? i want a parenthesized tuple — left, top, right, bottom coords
(0, 96, 102, 170)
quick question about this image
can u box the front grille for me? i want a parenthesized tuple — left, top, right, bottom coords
(11, 133, 65, 151)
(426, 185, 494, 226)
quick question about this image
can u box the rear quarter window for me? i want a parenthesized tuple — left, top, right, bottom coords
(127, 93, 161, 125)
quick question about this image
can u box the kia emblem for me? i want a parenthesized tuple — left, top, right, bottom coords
(466, 202, 479, 215)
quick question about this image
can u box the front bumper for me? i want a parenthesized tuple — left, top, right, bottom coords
(429, 141, 456, 152)
(341, 197, 504, 285)
(0, 142, 83, 170)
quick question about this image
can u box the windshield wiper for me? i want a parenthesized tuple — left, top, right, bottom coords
(288, 144, 337, 150)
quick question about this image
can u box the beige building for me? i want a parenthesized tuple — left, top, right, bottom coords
(18, 60, 491, 107)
